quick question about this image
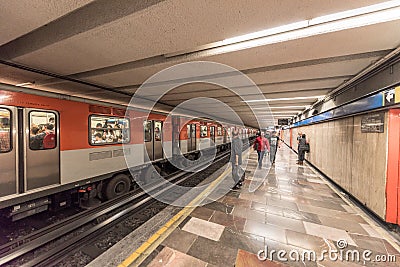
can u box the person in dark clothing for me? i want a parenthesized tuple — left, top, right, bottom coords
(253, 131, 270, 169)
(30, 126, 45, 150)
(269, 131, 281, 164)
(297, 133, 307, 165)
(230, 128, 243, 189)
(296, 131, 302, 163)
(45, 123, 55, 133)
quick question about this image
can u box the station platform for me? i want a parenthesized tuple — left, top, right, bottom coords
(89, 146, 400, 267)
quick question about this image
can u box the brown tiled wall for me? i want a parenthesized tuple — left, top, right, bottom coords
(289, 112, 388, 219)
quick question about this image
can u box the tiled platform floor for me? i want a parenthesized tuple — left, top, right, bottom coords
(144, 146, 400, 267)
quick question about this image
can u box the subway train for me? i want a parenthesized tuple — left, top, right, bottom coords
(0, 87, 256, 221)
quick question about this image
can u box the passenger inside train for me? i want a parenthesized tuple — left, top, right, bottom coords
(0, 111, 10, 152)
(90, 116, 130, 144)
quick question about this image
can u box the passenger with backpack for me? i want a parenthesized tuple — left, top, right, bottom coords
(297, 133, 309, 165)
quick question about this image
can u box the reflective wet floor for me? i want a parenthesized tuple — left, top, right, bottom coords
(145, 146, 400, 267)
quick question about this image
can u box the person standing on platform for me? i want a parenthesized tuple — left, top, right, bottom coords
(230, 128, 243, 189)
(269, 131, 281, 164)
(253, 131, 270, 169)
(296, 131, 302, 162)
(265, 131, 271, 158)
(297, 133, 307, 165)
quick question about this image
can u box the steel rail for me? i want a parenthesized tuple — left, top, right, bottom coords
(0, 148, 234, 266)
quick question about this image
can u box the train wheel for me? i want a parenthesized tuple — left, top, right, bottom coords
(105, 174, 131, 200)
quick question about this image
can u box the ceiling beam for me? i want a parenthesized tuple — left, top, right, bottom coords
(0, 0, 166, 60)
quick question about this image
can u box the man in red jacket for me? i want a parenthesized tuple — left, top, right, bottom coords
(253, 131, 270, 169)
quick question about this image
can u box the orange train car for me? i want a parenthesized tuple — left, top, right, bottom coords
(0, 86, 256, 220)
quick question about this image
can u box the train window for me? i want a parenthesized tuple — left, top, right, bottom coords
(217, 127, 222, 136)
(90, 115, 130, 145)
(187, 124, 191, 139)
(200, 125, 207, 137)
(144, 121, 152, 142)
(29, 111, 57, 150)
(154, 121, 162, 141)
(0, 108, 11, 153)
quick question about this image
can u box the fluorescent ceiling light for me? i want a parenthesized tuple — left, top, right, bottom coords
(252, 106, 307, 110)
(221, 21, 308, 45)
(270, 111, 299, 114)
(244, 95, 324, 103)
(270, 106, 308, 109)
(165, 1, 400, 57)
(16, 82, 34, 87)
(252, 111, 298, 114)
(217, 6, 400, 54)
(271, 115, 293, 118)
(309, 0, 400, 25)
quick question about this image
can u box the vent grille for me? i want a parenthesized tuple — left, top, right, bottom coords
(89, 148, 131, 161)
(112, 108, 126, 116)
(89, 105, 112, 115)
(89, 151, 112, 161)
(113, 148, 130, 157)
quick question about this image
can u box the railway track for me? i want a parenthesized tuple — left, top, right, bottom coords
(0, 146, 241, 267)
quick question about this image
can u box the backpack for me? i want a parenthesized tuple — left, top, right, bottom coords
(43, 133, 56, 149)
(304, 143, 310, 153)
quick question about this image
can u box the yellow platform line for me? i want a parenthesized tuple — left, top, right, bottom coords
(119, 149, 252, 267)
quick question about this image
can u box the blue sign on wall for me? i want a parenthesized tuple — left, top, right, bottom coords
(293, 90, 385, 127)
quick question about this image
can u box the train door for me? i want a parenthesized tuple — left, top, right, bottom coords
(187, 124, 196, 152)
(25, 109, 60, 191)
(0, 106, 17, 197)
(172, 116, 180, 156)
(153, 121, 163, 160)
(210, 126, 215, 146)
(144, 121, 153, 161)
(186, 124, 192, 152)
(144, 120, 164, 161)
(223, 128, 227, 143)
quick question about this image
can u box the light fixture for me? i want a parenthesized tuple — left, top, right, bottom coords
(309, 0, 400, 25)
(270, 110, 300, 113)
(221, 21, 308, 45)
(271, 115, 293, 118)
(243, 95, 324, 103)
(15, 82, 34, 87)
(252, 105, 307, 110)
(165, 1, 400, 57)
(219, 1, 400, 53)
(271, 106, 308, 109)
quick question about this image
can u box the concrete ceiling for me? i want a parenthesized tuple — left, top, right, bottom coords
(0, 0, 399, 128)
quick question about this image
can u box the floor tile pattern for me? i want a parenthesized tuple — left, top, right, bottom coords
(146, 146, 400, 267)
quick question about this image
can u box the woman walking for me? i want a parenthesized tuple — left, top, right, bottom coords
(253, 131, 270, 169)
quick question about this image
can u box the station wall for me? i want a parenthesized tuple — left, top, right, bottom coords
(287, 112, 389, 220)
